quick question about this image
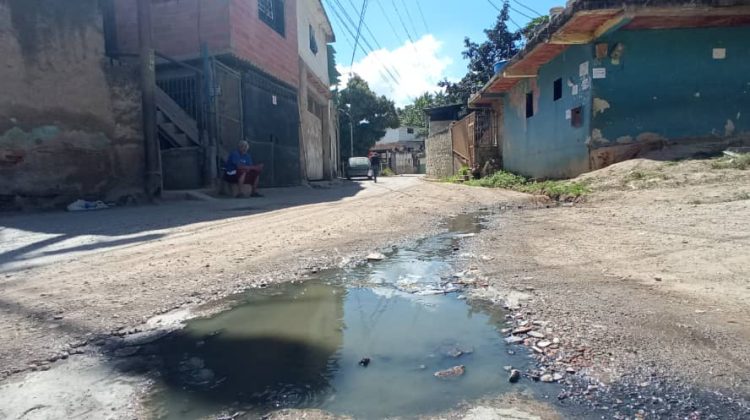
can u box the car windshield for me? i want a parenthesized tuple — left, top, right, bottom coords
(349, 157, 370, 166)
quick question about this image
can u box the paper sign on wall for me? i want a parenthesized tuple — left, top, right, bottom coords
(592, 68, 607, 79)
(713, 48, 726, 59)
(565, 109, 572, 120)
(572, 85, 579, 95)
(581, 76, 591, 91)
(579, 61, 589, 77)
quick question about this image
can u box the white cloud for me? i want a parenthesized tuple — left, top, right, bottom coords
(337, 34, 453, 108)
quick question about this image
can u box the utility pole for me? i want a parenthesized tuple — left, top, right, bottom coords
(349, 118, 354, 158)
(138, 0, 161, 198)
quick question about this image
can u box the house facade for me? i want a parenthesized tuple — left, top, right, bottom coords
(471, 0, 750, 179)
(297, 0, 338, 181)
(113, 0, 337, 187)
(0, 0, 144, 209)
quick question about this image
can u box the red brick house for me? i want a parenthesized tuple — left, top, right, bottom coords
(112, 0, 306, 187)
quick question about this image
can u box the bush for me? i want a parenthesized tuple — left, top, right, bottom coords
(380, 167, 396, 177)
(711, 153, 750, 170)
(457, 170, 589, 200)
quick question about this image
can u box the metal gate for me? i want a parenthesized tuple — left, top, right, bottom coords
(243, 69, 301, 187)
(214, 60, 243, 163)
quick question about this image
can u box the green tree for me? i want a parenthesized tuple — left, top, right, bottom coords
(438, 1, 520, 104)
(337, 74, 399, 159)
(522, 16, 550, 41)
(398, 92, 449, 138)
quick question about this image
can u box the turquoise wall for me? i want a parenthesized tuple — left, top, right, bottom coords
(503, 44, 593, 179)
(592, 27, 750, 144)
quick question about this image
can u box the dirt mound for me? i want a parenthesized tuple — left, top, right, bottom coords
(575, 156, 750, 193)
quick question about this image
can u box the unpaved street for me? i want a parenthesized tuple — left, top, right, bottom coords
(1, 162, 750, 419)
(0, 176, 529, 382)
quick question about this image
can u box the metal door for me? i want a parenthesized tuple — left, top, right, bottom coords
(214, 60, 243, 164)
(243, 69, 301, 187)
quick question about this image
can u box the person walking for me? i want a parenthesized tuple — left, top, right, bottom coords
(369, 152, 381, 183)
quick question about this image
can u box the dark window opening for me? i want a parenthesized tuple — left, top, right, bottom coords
(309, 24, 319, 54)
(525, 92, 534, 118)
(571, 106, 583, 127)
(553, 78, 562, 101)
(259, 0, 285, 37)
(407, 127, 414, 134)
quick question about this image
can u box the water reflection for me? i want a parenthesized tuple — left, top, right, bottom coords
(145, 213, 530, 419)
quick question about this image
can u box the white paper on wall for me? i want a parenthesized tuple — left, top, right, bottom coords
(579, 61, 589, 77)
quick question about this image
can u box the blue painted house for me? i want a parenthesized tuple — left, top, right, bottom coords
(470, 0, 750, 179)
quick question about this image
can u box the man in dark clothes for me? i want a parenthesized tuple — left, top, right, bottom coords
(225, 140, 264, 197)
(369, 152, 381, 181)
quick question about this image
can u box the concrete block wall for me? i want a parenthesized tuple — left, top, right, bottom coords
(425, 129, 454, 179)
(0, 0, 144, 209)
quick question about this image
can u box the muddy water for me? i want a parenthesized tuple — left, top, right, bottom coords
(146, 214, 534, 419)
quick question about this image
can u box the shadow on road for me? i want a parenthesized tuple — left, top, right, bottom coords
(0, 182, 364, 273)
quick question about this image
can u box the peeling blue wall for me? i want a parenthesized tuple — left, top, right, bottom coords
(592, 27, 750, 144)
(503, 44, 593, 179)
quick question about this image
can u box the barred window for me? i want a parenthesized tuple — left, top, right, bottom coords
(309, 24, 319, 54)
(259, 0, 285, 37)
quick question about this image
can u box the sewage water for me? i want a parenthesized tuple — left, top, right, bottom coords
(146, 214, 532, 419)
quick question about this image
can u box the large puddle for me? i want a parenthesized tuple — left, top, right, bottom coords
(145, 214, 534, 419)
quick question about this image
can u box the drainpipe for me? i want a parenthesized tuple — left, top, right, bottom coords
(137, 0, 161, 198)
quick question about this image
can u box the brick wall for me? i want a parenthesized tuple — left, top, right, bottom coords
(114, 0, 232, 59)
(114, 0, 298, 88)
(230, 0, 299, 87)
(425, 129, 454, 179)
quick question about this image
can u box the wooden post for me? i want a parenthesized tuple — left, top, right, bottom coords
(137, 0, 161, 197)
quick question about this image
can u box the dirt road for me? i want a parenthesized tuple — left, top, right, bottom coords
(0, 176, 529, 381)
(1, 159, 749, 419)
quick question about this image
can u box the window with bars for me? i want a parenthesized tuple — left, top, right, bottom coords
(259, 0, 285, 37)
(309, 24, 319, 54)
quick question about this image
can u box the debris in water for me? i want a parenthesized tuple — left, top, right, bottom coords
(358, 357, 371, 367)
(366, 252, 386, 261)
(434, 365, 465, 378)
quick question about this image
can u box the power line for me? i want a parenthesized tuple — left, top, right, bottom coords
(346, 0, 402, 78)
(399, 0, 421, 38)
(486, 0, 523, 32)
(415, 0, 430, 34)
(349, 0, 369, 68)
(326, 0, 400, 87)
(511, 0, 544, 17)
(390, 0, 416, 45)
(374, 0, 406, 44)
(332, 0, 401, 84)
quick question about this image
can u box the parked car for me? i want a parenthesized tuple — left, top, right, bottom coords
(347, 157, 373, 180)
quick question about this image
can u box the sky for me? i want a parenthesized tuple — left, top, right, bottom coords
(323, 0, 561, 107)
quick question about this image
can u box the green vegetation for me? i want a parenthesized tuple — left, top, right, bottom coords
(380, 167, 396, 177)
(710, 153, 750, 170)
(445, 169, 590, 200)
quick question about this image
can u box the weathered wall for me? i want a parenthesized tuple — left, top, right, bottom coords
(0, 0, 144, 208)
(296, 0, 330, 88)
(425, 128, 453, 179)
(503, 44, 592, 179)
(428, 120, 452, 137)
(591, 26, 750, 168)
(113, 0, 232, 59)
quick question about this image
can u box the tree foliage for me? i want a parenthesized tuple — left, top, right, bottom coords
(438, 1, 520, 104)
(397, 92, 449, 138)
(522, 16, 550, 41)
(337, 75, 399, 159)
